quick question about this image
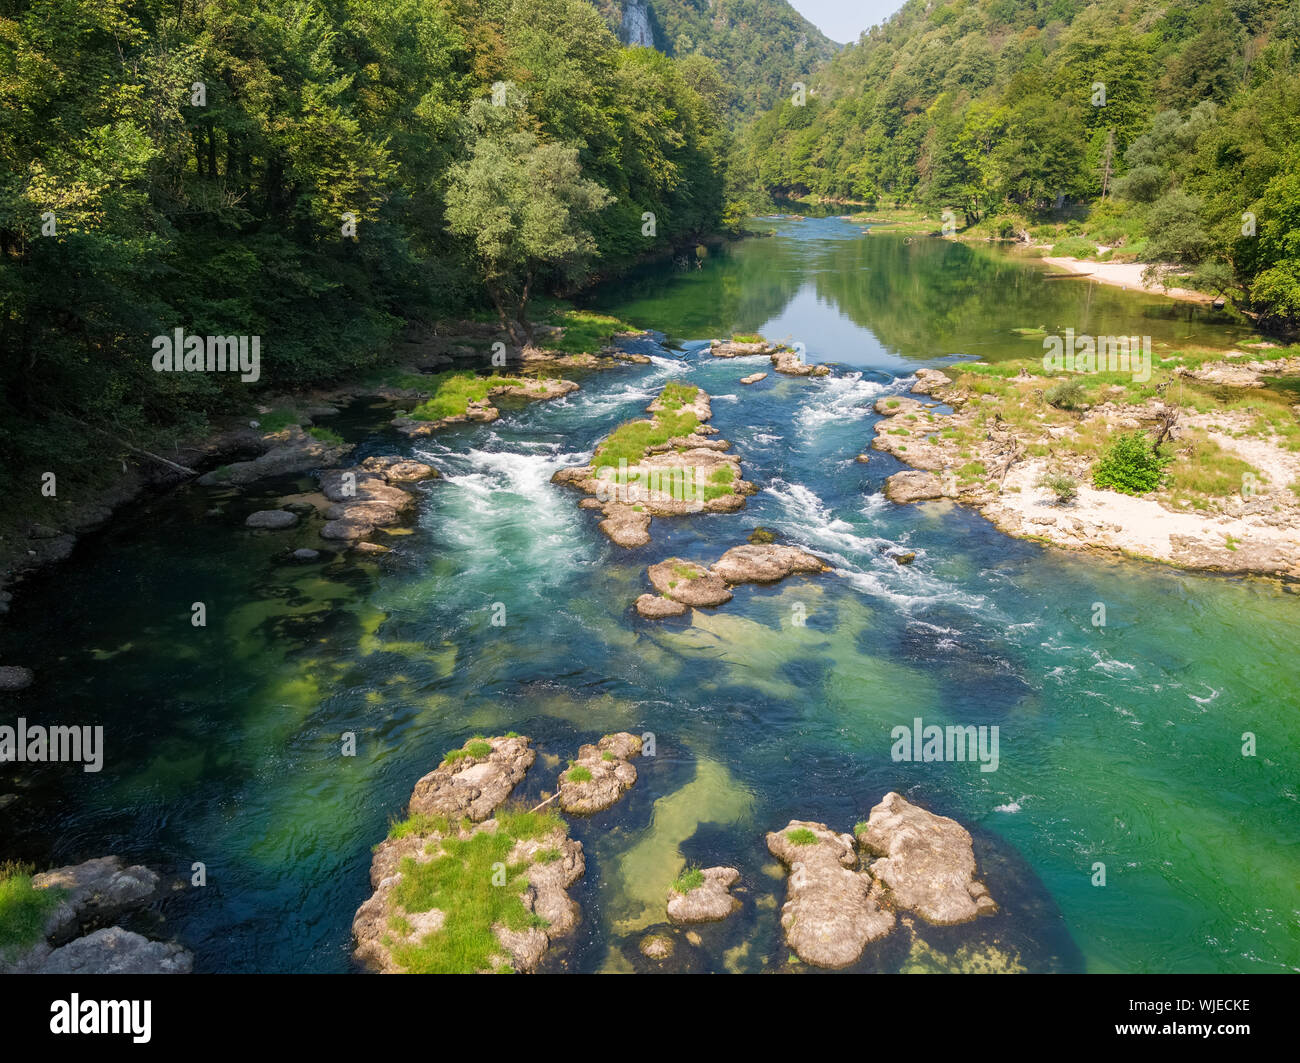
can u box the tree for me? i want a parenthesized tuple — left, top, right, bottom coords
(444, 85, 612, 345)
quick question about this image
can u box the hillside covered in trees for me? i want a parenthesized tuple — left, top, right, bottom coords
(593, 0, 837, 114)
(0, 0, 732, 486)
(736, 0, 1300, 326)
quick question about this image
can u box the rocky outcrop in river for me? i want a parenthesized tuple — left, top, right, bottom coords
(857, 792, 997, 924)
(553, 384, 754, 547)
(636, 542, 827, 618)
(353, 734, 586, 974)
(709, 337, 830, 376)
(318, 456, 438, 544)
(407, 734, 535, 822)
(2, 855, 192, 974)
(557, 732, 642, 814)
(667, 867, 741, 923)
(766, 821, 895, 968)
(765, 795, 996, 968)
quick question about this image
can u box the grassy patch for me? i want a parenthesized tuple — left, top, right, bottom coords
(566, 765, 593, 783)
(307, 425, 344, 445)
(1165, 429, 1257, 501)
(0, 862, 63, 957)
(593, 383, 702, 469)
(465, 739, 493, 759)
(673, 867, 705, 894)
(383, 805, 568, 974)
(543, 308, 636, 354)
(408, 371, 527, 422)
(258, 408, 299, 432)
(786, 827, 818, 846)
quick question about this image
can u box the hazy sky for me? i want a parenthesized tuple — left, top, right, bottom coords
(788, 0, 905, 44)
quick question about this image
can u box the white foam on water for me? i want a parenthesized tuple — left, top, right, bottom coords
(795, 371, 887, 436)
(763, 477, 996, 616)
(993, 800, 1022, 813)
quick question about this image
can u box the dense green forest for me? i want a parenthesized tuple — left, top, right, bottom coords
(593, 0, 837, 114)
(0, 0, 731, 486)
(736, 0, 1300, 325)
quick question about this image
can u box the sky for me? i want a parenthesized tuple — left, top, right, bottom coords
(788, 0, 906, 45)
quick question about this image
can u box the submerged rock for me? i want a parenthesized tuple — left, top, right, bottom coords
(635, 593, 688, 618)
(244, 509, 298, 530)
(766, 821, 894, 968)
(857, 792, 996, 924)
(639, 933, 674, 959)
(409, 735, 536, 822)
(667, 867, 741, 923)
(0, 665, 34, 691)
(558, 732, 642, 815)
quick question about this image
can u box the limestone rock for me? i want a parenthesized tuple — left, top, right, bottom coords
(0, 665, 34, 691)
(884, 470, 946, 503)
(28, 927, 192, 974)
(33, 856, 159, 940)
(740, 372, 768, 385)
(709, 544, 826, 585)
(766, 821, 894, 968)
(857, 792, 996, 924)
(558, 732, 642, 815)
(409, 735, 535, 822)
(875, 396, 926, 417)
(647, 558, 733, 607)
(635, 594, 687, 618)
(667, 867, 741, 923)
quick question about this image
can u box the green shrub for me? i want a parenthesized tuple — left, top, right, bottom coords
(1044, 378, 1087, 410)
(1092, 432, 1170, 495)
(1037, 472, 1078, 503)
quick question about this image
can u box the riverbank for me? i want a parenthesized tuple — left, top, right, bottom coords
(0, 310, 646, 616)
(874, 347, 1300, 581)
(1039, 256, 1216, 305)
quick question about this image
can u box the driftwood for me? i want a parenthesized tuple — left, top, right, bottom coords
(84, 424, 198, 476)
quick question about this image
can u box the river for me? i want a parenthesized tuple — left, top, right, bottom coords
(2, 218, 1297, 972)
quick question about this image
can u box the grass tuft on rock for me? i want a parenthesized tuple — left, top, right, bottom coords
(0, 861, 63, 957)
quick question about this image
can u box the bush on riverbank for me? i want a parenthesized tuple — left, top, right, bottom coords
(1092, 432, 1172, 495)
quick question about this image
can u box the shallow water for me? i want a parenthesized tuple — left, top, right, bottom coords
(2, 220, 1297, 973)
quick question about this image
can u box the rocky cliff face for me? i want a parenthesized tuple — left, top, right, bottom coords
(620, 0, 654, 48)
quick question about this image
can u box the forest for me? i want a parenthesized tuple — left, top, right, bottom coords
(735, 0, 1300, 327)
(0, 0, 732, 487)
